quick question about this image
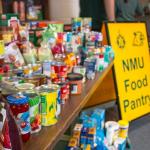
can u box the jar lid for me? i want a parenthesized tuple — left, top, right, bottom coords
(7, 94, 29, 105)
(67, 73, 83, 81)
(118, 120, 129, 127)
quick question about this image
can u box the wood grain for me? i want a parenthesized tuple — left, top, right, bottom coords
(23, 60, 114, 150)
(85, 69, 116, 108)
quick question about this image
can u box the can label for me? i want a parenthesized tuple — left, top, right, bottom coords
(40, 92, 57, 126)
(17, 111, 30, 135)
(41, 95, 47, 115)
(43, 61, 51, 77)
(29, 100, 41, 133)
(70, 84, 78, 94)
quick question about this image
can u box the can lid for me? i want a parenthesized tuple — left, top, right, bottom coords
(15, 83, 35, 91)
(67, 73, 83, 81)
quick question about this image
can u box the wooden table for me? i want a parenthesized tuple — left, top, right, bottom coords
(23, 60, 114, 150)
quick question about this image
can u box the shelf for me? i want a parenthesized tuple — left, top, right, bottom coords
(23, 60, 114, 150)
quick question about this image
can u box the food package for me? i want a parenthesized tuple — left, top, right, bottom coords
(0, 105, 12, 150)
(0, 100, 22, 150)
(5, 42, 25, 67)
(22, 41, 37, 64)
(38, 41, 53, 62)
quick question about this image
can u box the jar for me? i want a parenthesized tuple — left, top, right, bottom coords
(67, 73, 83, 95)
(118, 120, 129, 139)
(7, 94, 30, 142)
(73, 66, 86, 83)
(24, 91, 41, 134)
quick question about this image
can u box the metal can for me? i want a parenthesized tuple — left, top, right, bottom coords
(43, 60, 51, 77)
(58, 82, 70, 104)
(47, 84, 61, 117)
(84, 58, 96, 73)
(36, 85, 59, 126)
(51, 61, 67, 79)
(24, 91, 41, 134)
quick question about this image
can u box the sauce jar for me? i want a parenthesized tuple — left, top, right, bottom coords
(67, 73, 83, 95)
(118, 120, 129, 139)
(7, 94, 30, 142)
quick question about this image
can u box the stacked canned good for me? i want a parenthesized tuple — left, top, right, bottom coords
(1, 20, 115, 144)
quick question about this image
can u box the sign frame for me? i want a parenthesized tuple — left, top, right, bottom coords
(104, 21, 150, 121)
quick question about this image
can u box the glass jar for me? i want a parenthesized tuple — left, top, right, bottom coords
(67, 73, 83, 95)
(7, 94, 30, 142)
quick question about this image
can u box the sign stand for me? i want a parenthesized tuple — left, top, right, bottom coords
(105, 22, 150, 122)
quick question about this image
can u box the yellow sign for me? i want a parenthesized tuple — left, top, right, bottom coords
(0, 40, 5, 55)
(107, 22, 150, 121)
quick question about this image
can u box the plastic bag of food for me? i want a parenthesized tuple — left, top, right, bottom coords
(5, 42, 25, 67)
(22, 41, 37, 64)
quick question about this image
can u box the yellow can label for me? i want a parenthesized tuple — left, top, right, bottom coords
(41, 91, 57, 126)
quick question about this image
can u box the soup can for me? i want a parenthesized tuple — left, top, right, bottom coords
(47, 84, 61, 117)
(51, 61, 67, 78)
(24, 91, 41, 133)
(58, 81, 70, 104)
(36, 85, 59, 126)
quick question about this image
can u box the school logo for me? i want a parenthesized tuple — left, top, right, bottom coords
(116, 33, 126, 49)
(133, 31, 144, 46)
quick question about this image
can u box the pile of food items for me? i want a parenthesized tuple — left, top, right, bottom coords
(67, 109, 129, 150)
(0, 16, 114, 148)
